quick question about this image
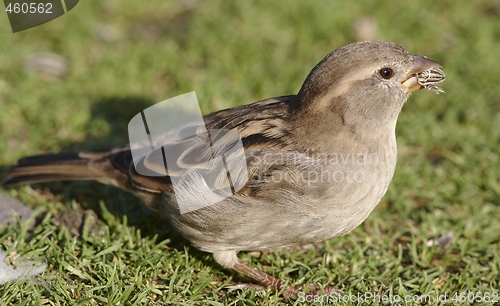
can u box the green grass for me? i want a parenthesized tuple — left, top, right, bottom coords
(1, 0, 499, 304)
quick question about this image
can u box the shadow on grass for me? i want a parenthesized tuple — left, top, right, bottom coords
(0, 95, 213, 267)
(74, 96, 156, 151)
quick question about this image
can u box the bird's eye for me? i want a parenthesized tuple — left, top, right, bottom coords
(379, 68, 394, 79)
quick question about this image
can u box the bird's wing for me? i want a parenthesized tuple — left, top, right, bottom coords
(1, 96, 295, 196)
(111, 95, 296, 195)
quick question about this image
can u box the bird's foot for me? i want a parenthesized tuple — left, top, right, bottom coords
(280, 282, 343, 299)
(228, 282, 342, 299)
(232, 259, 343, 299)
(301, 282, 344, 297)
(228, 283, 267, 292)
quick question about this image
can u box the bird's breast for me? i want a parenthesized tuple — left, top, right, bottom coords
(311, 138, 398, 239)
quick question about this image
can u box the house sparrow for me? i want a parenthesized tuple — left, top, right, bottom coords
(2, 41, 445, 298)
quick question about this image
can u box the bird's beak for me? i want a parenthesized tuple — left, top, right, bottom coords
(401, 56, 443, 93)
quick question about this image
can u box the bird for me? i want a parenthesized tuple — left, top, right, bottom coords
(1, 40, 445, 298)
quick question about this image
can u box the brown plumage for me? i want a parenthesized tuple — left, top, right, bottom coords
(2, 40, 445, 298)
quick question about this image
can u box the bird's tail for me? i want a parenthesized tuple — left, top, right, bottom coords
(1, 151, 126, 188)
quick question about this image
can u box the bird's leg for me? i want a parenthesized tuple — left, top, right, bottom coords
(214, 251, 343, 298)
(232, 260, 343, 298)
(233, 260, 301, 298)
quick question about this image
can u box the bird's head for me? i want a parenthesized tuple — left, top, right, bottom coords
(293, 40, 444, 129)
